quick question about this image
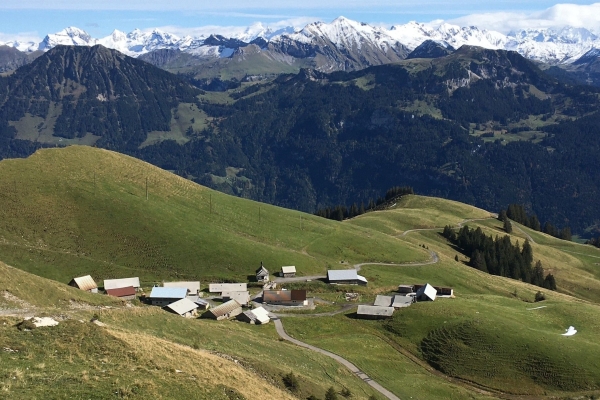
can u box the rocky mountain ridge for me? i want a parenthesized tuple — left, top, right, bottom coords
(5, 17, 600, 67)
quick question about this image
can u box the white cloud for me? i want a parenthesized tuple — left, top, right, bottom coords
(0, 31, 40, 43)
(0, 0, 401, 11)
(447, 3, 600, 33)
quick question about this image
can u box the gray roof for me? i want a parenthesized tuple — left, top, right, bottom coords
(104, 277, 140, 290)
(165, 298, 198, 315)
(357, 305, 394, 317)
(163, 281, 200, 293)
(327, 269, 358, 281)
(374, 295, 393, 307)
(149, 286, 187, 299)
(194, 298, 210, 306)
(392, 295, 413, 307)
(222, 291, 250, 305)
(209, 299, 242, 318)
(209, 283, 247, 293)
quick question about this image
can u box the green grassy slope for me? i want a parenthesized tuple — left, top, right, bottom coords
(275, 196, 600, 397)
(0, 263, 382, 400)
(0, 146, 427, 286)
(2, 148, 600, 399)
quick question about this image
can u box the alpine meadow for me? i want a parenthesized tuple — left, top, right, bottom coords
(1, 9, 600, 400)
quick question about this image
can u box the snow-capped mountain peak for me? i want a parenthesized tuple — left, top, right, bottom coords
(39, 26, 95, 51)
(6, 17, 600, 66)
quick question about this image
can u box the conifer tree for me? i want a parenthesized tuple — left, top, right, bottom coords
(503, 218, 513, 233)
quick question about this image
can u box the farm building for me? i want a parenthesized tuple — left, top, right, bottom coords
(263, 289, 307, 306)
(209, 283, 247, 294)
(69, 275, 98, 293)
(104, 277, 140, 291)
(165, 298, 198, 318)
(327, 270, 368, 285)
(202, 300, 243, 320)
(392, 295, 414, 308)
(106, 286, 137, 300)
(238, 306, 270, 324)
(281, 266, 296, 277)
(222, 291, 250, 306)
(194, 298, 211, 310)
(374, 295, 413, 308)
(397, 285, 414, 294)
(256, 263, 269, 282)
(356, 305, 394, 319)
(163, 281, 200, 296)
(149, 287, 187, 306)
(412, 284, 454, 298)
(416, 283, 437, 301)
(374, 295, 393, 307)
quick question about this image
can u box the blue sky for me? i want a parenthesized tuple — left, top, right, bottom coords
(1, 1, 600, 41)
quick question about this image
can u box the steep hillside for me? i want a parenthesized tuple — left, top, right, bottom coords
(2, 45, 600, 234)
(2, 148, 600, 398)
(0, 146, 427, 284)
(0, 45, 200, 150)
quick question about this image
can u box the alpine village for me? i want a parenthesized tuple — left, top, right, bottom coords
(2, 4, 600, 400)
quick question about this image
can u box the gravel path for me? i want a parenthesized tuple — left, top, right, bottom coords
(272, 318, 401, 400)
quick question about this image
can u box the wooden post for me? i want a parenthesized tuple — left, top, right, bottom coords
(259, 206, 261, 225)
(210, 194, 212, 214)
(93, 172, 96, 196)
(145, 177, 148, 200)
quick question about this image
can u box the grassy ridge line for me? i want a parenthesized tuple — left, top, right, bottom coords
(0, 261, 119, 309)
(0, 146, 428, 284)
(100, 307, 382, 399)
(0, 315, 295, 400)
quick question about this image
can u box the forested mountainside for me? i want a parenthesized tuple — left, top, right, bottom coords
(0, 45, 600, 234)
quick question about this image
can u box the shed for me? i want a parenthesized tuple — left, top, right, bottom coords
(194, 298, 211, 310)
(165, 298, 198, 318)
(281, 266, 296, 278)
(256, 263, 270, 282)
(356, 305, 394, 319)
(263, 290, 307, 306)
(149, 286, 187, 306)
(374, 295, 393, 307)
(416, 283, 437, 301)
(437, 287, 454, 297)
(163, 281, 200, 296)
(202, 299, 243, 320)
(106, 286, 137, 300)
(222, 291, 250, 306)
(69, 275, 98, 293)
(397, 285, 414, 294)
(392, 295, 414, 308)
(209, 283, 247, 294)
(104, 277, 141, 291)
(327, 269, 368, 285)
(238, 306, 270, 324)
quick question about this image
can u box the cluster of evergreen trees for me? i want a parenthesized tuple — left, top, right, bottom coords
(499, 204, 572, 241)
(443, 225, 557, 290)
(586, 237, 600, 248)
(315, 186, 414, 221)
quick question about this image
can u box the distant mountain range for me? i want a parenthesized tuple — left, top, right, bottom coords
(3, 44, 600, 233)
(5, 17, 600, 68)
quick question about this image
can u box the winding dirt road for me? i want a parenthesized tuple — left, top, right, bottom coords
(272, 317, 401, 400)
